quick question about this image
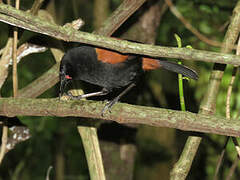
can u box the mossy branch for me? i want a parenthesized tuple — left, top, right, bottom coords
(0, 98, 239, 137)
(0, 3, 240, 65)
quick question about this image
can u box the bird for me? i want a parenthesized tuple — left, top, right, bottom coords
(59, 44, 198, 115)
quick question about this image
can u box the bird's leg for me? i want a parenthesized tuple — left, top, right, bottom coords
(67, 88, 109, 100)
(101, 83, 136, 116)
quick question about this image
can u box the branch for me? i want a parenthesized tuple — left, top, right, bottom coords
(0, 42, 47, 89)
(18, 63, 59, 98)
(95, 0, 146, 36)
(165, 0, 222, 47)
(0, 39, 13, 89)
(1, 4, 240, 65)
(77, 126, 105, 180)
(30, 0, 45, 15)
(0, 98, 239, 137)
(0, 122, 8, 164)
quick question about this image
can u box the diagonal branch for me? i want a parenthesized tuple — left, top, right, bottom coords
(1, 4, 240, 65)
(165, 0, 222, 47)
(18, 63, 59, 98)
(95, 0, 146, 36)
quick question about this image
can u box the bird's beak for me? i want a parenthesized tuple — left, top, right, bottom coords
(59, 75, 68, 99)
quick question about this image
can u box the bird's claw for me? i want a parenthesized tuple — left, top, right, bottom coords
(101, 101, 112, 117)
(101, 98, 119, 116)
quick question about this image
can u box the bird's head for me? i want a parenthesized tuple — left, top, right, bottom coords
(59, 55, 73, 98)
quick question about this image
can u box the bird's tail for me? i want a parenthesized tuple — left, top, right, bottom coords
(159, 60, 198, 80)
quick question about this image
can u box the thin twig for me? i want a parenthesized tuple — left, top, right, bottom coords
(226, 69, 237, 119)
(226, 156, 239, 180)
(165, 0, 222, 47)
(0, 39, 13, 89)
(45, 166, 53, 180)
(226, 33, 240, 119)
(14, 43, 47, 64)
(0, 122, 8, 164)
(174, 34, 186, 111)
(213, 136, 230, 180)
(12, 0, 20, 97)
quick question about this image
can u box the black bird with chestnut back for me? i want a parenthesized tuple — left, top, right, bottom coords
(59, 45, 198, 115)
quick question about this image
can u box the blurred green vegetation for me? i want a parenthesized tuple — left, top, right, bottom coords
(0, 0, 240, 179)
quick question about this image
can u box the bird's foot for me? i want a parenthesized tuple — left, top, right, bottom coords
(101, 98, 119, 116)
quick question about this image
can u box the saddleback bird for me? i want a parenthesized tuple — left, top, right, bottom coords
(59, 44, 198, 115)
